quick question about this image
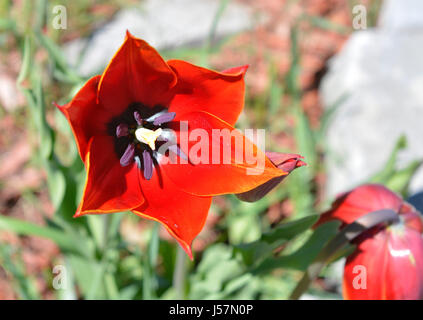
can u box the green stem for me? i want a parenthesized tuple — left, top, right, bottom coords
(173, 246, 187, 300)
(103, 215, 120, 300)
(102, 215, 112, 251)
(104, 273, 119, 300)
(201, 0, 229, 66)
(143, 223, 159, 300)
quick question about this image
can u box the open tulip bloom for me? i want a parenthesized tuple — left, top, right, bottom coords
(57, 31, 305, 258)
(319, 184, 423, 300)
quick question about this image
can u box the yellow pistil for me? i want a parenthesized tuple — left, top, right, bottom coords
(135, 127, 162, 150)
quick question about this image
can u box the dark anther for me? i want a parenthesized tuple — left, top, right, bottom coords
(142, 150, 153, 180)
(111, 104, 185, 180)
(153, 112, 176, 126)
(134, 111, 143, 125)
(120, 143, 135, 167)
(116, 123, 129, 138)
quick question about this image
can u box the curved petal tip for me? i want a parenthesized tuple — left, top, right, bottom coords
(178, 241, 194, 260)
(221, 64, 249, 76)
(236, 152, 306, 202)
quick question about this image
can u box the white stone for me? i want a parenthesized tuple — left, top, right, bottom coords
(64, 0, 257, 77)
(379, 0, 423, 31)
(320, 28, 423, 197)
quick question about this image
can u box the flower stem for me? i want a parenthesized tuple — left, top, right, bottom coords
(143, 222, 159, 300)
(102, 214, 120, 300)
(102, 214, 112, 251)
(173, 246, 187, 299)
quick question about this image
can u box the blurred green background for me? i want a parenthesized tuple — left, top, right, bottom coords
(0, 0, 419, 300)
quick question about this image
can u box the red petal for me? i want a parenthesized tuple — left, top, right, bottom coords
(98, 31, 177, 117)
(323, 184, 423, 299)
(132, 167, 212, 259)
(318, 184, 403, 226)
(75, 136, 144, 216)
(383, 228, 423, 299)
(399, 202, 423, 233)
(343, 230, 390, 299)
(167, 60, 248, 126)
(343, 226, 423, 300)
(55, 75, 110, 161)
(220, 65, 249, 75)
(161, 111, 285, 196)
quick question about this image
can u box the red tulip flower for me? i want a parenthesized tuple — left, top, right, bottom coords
(320, 184, 423, 300)
(57, 32, 304, 258)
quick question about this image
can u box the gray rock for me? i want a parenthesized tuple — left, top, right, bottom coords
(320, 23, 423, 197)
(64, 0, 257, 77)
(379, 0, 423, 31)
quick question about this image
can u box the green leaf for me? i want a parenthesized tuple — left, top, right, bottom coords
(304, 15, 350, 35)
(189, 244, 245, 299)
(143, 223, 160, 299)
(104, 272, 119, 300)
(119, 284, 140, 300)
(263, 215, 319, 243)
(35, 31, 82, 83)
(369, 134, 421, 196)
(17, 35, 33, 85)
(289, 209, 398, 299)
(34, 0, 47, 30)
(288, 104, 316, 218)
(294, 107, 316, 171)
(252, 221, 340, 274)
(370, 134, 407, 184)
(20, 62, 55, 161)
(268, 64, 284, 117)
(385, 160, 422, 196)
(46, 162, 66, 208)
(68, 254, 107, 299)
(286, 27, 301, 99)
(235, 215, 319, 266)
(228, 212, 261, 245)
(56, 257, 77, 300)
(0, 245, 41, 300)
(0, 215, 87, 256)
(86, 215, 105, 251)
(317, 93, 348, 145)
(201, 0, 229, 66)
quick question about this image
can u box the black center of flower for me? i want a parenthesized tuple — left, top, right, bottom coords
(107, 103, 186, 180)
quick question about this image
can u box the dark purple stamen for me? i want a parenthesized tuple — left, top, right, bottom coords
(142, 150, 153, 180)
(153, 112, 176, 126)
(120, 143, 135, 167)
(115, 107, 183, 178)
(169, 144, 188, 161)
(116, 123, 129, 137)
(134, 111, 143, 125)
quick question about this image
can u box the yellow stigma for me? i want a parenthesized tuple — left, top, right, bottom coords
(135, 127, 162, 150)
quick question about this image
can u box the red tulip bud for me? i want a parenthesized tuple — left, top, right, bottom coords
(319, 184, 423, 300)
